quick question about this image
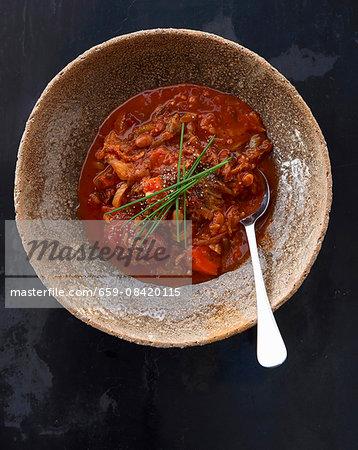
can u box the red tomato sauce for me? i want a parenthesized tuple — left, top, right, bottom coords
(78, 84, 277, 284)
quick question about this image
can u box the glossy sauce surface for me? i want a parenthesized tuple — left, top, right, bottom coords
(78, 84, 277, 283)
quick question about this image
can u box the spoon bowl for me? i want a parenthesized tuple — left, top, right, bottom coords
(240, 170, 270, 227)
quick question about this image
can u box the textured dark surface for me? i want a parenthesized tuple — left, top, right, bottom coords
(0, 1, 357, 449)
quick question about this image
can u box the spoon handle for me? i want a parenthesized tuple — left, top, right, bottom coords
(244, 223, 287, 368)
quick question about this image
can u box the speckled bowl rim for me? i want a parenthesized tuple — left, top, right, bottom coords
(15, 29, 332, 347)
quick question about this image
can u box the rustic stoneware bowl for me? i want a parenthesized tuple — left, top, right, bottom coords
(15, 29, 332, 347)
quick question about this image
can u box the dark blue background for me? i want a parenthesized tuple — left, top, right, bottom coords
(1, 1, 357, 449)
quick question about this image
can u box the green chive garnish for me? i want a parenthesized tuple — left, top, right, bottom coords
(104, 122, 231, 245)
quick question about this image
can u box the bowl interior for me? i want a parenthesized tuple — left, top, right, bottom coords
(15, 29, 331, 346)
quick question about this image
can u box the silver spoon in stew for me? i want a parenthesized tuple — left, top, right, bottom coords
(240, 170, 287, 368)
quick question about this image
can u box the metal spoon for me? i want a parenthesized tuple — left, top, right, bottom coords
(240, 170, 287, 368)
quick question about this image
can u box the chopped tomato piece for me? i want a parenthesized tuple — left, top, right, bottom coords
(192, 246, 220, 276)
(142, 176, 163, 194)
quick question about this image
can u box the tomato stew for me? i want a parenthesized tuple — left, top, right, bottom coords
(78, 84, 277, 283)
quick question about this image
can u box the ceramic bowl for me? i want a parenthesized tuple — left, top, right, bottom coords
(14, 29, 332, 347)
